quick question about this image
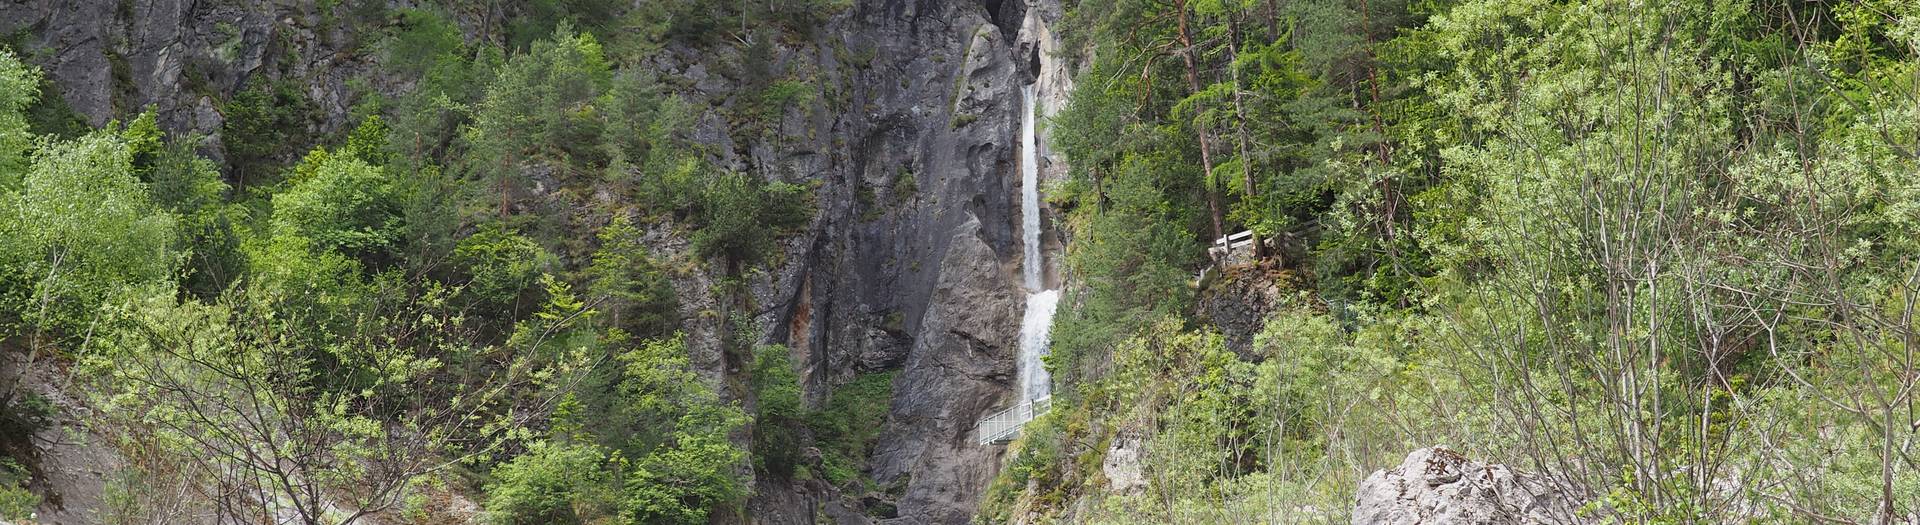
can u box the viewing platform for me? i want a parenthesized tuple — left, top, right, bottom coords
(976, 395, 1052, 445)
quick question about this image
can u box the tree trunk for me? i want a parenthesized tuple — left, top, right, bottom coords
(1175, 1, 1227, 247)
(1263, 0, 1280, 42)
(498, 128, 514, 219)
(1359, 0, 1397, 249)
(1091, 167, 1107, 212)
(1226, 12, 1267, 260)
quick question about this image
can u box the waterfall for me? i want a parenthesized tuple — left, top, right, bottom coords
(1016, 84, 1059, 404)
(1019, 290, 1060, 402)
(1020, 85, 1045, 291)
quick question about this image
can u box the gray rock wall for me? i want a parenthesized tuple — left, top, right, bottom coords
(3, 0, 1070, 523)
(741, 1, 1077, 522)
(0, 0, 407, 162)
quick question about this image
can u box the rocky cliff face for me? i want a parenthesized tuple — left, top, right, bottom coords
(3, 0, 1071, 523)
(864, 217, 1020, 525)
(742, 1, 1062, 522)
(0, 0, 419, 165)
(755, 2, 1088, 521)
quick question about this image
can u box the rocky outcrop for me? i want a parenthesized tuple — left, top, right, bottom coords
(1, 352, 216, 525)
(866, 217, 1020, 525)
(1013, 0, 1073, 288)
(1016, 0, 1075, 189)
(1101, 430, 1147, 494)
(1351, 447, 1578, 525)
(0, 0, 406, 157)
(1195, 266, 1297, 358)
(745, 1, 1067, 522)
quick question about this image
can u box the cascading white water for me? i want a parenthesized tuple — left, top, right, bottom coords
(1016, 84, 1059, 404)
(1019, 290, 1060, 402)
(1020, 85, 1045, 292)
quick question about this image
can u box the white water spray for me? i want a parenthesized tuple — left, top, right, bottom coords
(1020, 85, 1045, 292)
(1016, 85, 1059, 404)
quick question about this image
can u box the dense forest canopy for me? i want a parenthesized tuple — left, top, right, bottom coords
(0, 0, 1917, 523)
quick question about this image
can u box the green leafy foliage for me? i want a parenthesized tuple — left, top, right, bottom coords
(0, 9, 869, 523)
(0, 458, 36, 521)
(0, 130, 176, 336)
(690, 172, 812, 268)
(1004, 0, 1920, 523)
(751, 343, 803, 477)
(271, 150, 402, 257)
(88, 281, 526, 525)
(1048, 157, 1200, 386)
(0, 48, 39, 185)
(133, 114, 244, 296)
(496, 334, 749, 524)
(483, 440, 620, 524)
(585, 216, 677, 337)
(464, 23, 613, 215)
(452, 223, 557, 312)
(506, 0, 626, 51)
(806, 372, 895, 488)
(387, 10, 498, 165)
(384, 8, 466, 76)
(602, 0, 850, 52)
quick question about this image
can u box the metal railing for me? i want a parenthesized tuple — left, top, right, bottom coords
(976, 395, 1052, 445)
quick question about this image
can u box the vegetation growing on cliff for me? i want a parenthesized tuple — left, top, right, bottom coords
(2, 0, 1919, 523)
(0, 1, 825, 522)
(988, 0, 1920, 522)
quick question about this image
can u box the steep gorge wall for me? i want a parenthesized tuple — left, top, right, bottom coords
(745, 1, 1034, 522)
(746, 2, 1079, 522)
(1, 0, 1071, 523)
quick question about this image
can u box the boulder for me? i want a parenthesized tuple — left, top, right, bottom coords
(1351, 447, 1578, 525)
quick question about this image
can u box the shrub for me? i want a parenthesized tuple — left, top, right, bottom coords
(1048, 157, 1199, 386)
(691, 172, 812, 268)
(241, 233, 371, 347)
(340, 115, 393, 166)
(136, 126, 244, 297)
(611, 334, 750, 517)
(383, 8, 465, 76)
(585, 216, 677, 337)
(0, 48, 40, 185)
(452, 223, 556, 311)
(465, 23, 613, 198)
(0, 457, 37, 521)
(484, 440, 618, 524)
(530, 334, 749, 523)
(270, 152, 401, 257)
(0, 392, 56, 442)
(751, 344, 803, 477)
(807, 372, 895, 488)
